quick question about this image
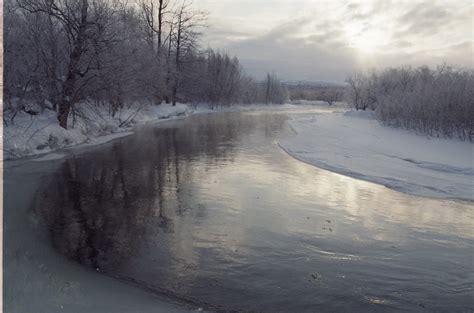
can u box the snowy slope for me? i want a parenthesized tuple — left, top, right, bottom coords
(279, 111, 474, 200)
(3, 102, 190, 160)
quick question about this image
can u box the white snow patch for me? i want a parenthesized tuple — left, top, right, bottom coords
(3, 102, 192, 160)
(79, 131, 134, 147)
(343, 110, 375, 119)
(279, 110, 474, 200)
(32, 153, 66, 162)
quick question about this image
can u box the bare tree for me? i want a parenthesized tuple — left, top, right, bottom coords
(139, 0, 169, 54)
(263, 73, 289, 104)
(170, 0, 206, 106)
(4, 0, 295, 132)
(204, 50, 242, 106)
(320, 89, 343, 106)
(17, 0, 118, 128)
(346, 65, 474, 141)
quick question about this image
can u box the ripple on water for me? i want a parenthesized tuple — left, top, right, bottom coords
(34, 111, 474, 313)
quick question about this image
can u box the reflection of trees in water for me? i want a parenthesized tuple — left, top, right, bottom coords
(36, 112, 287, 270)
(37, 149, 154, 270)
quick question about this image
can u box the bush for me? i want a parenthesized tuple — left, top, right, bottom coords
(345, 65, 474, 141)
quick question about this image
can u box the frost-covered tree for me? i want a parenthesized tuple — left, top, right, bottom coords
(345, 71, 377, 111)
(345, 65, 474, 140)
(4, 0, 290, 129)
(170, 0, 206, 106)
(263, 73, 289, 104)
(15, 0, 121, 128)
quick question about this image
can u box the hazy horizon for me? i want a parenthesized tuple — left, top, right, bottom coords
(198, 0, 473, 82)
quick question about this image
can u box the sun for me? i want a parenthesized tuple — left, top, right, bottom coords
(344, 21, 389, 54)
(350, 35, 380, 53)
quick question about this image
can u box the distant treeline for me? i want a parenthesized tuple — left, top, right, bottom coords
(4, 0, 289, 129)
(345, 65, 474, 141)
(288, 84, 345, 105)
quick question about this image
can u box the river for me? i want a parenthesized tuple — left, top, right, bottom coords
(4, 109, 474, 312)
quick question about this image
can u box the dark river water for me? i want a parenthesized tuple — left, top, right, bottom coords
(29, 111, 473, 312)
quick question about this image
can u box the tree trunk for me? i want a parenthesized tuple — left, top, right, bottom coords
(172, 15, 182, 107)
(266, 73, 272, 104)
(157, 0, 164, 55)
(57, 0, 89, 129)
(164, 23, 173, 104)
(58, 100, 71, 128)
(172, 85, 177, 106)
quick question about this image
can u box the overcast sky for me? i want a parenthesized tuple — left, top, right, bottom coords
(196, 0, 473, 82)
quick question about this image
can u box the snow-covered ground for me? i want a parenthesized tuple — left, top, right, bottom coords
(3, 102, 191, 160)
(279, 110, 474, 200)
(3, 102, 312, 161)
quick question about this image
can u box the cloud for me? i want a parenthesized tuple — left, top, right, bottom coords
(200, 0, 473, 81)
(344, 0, 393, 21)
(221, 18, 358, 81)
(204, 27, 254, 46)
(393, 2, 456, 38)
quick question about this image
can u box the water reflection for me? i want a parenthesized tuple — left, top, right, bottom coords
(36, 111, 474, 312)
(37, 113, 287, 268)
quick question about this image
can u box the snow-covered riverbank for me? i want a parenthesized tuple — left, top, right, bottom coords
(3, 102, 310, 161)
(6, 103, 471, 200)
(3, 103, 192, 160)
(279, 110, 473, 200)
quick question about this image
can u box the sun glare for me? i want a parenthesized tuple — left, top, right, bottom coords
(344, 21, 389, 54)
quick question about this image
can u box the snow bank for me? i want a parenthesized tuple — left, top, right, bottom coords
(279, 110, 474, 200)
(4, 102, 309, 160)
(3, 102, 191, 160)
(32, 152, 67, 162)
(5, 102, 310, 160)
